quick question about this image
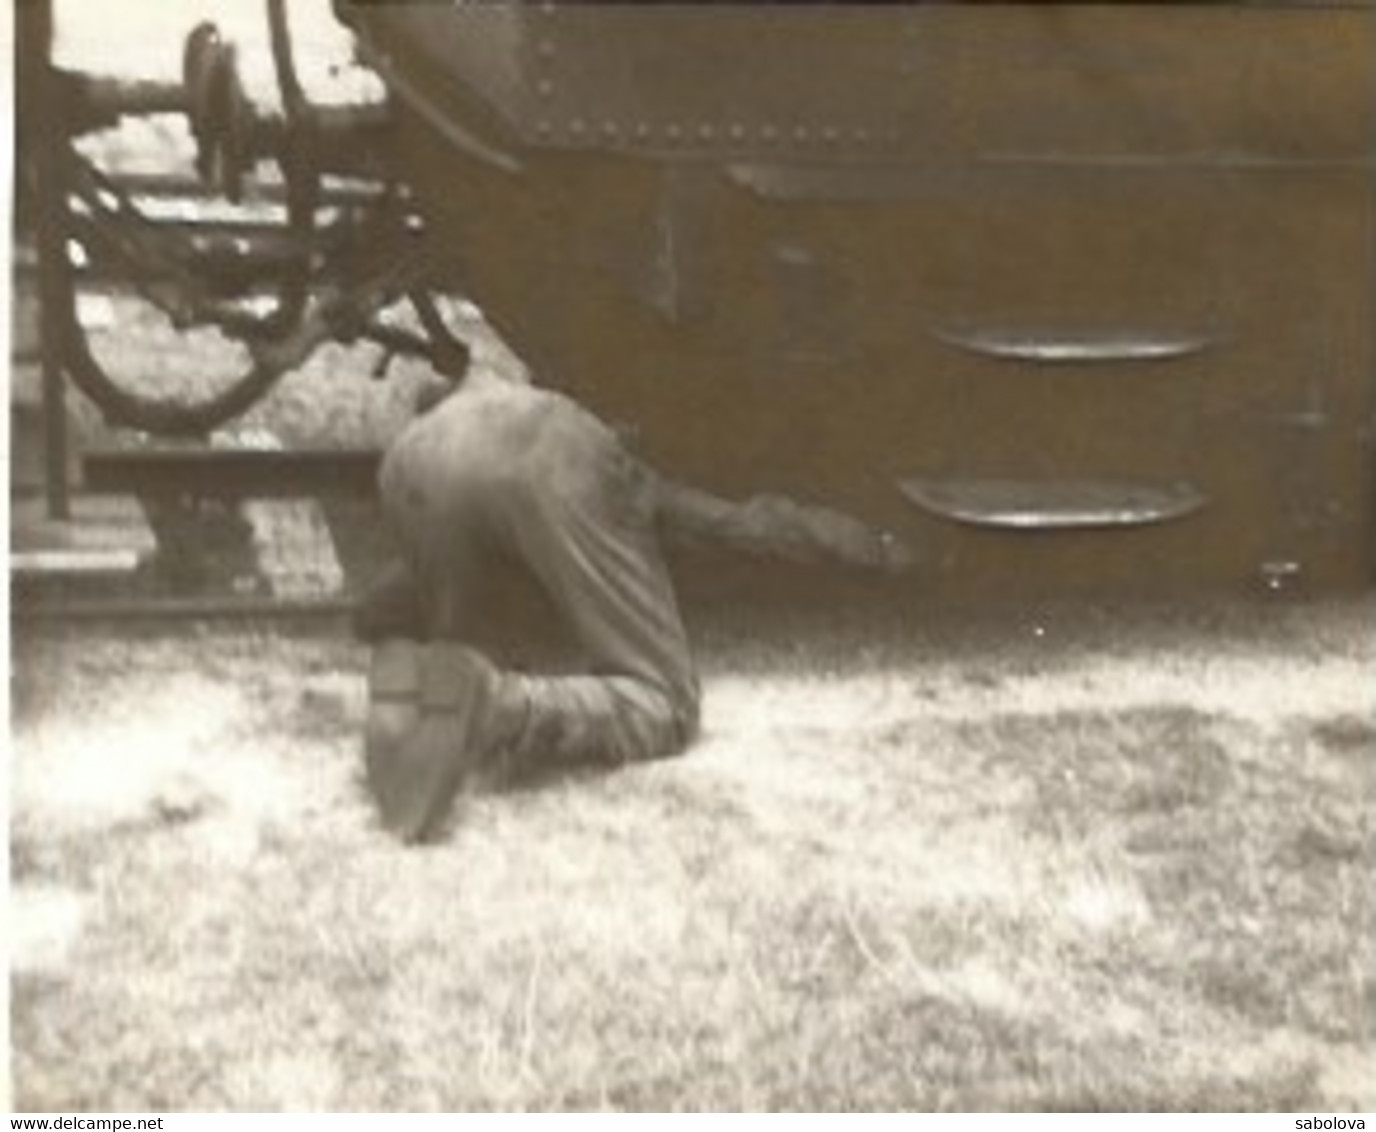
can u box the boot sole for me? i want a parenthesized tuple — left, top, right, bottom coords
(371, 644, 497, 843)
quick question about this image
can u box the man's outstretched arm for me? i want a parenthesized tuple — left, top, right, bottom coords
(651, 474, 918, 573)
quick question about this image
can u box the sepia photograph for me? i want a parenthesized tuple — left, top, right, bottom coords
(8, 0, 1375, 1112)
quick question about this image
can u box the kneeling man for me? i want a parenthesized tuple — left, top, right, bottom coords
(361, 352, 912, 843)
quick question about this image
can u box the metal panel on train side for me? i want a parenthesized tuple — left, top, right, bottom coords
(341, 2, 1376, 594)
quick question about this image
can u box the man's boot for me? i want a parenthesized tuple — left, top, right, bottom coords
(364, 642, 515, 843)
(366, 646, 691, 840)
(365, 639, 421, 790)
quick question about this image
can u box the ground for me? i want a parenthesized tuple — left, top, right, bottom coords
(9, 593, 1374, 1111)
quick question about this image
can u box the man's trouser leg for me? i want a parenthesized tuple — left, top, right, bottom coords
(492, 442, 700, 771)
(377, 389, 699, 779)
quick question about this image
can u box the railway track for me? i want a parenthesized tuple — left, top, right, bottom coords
(13, 447, 387, 627)
(13, 593, 357, 624)
(11, 167, 437, 628)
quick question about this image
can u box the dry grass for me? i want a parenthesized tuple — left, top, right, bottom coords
(9, 596, 1374, 1111)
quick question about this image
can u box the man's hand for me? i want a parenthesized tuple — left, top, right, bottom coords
(800, 509, 918, 573)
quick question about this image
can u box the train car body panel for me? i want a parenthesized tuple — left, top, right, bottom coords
(338, 1, 1376, 594)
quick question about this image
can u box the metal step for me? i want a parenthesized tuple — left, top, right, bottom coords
(897, 476, 1208, 531)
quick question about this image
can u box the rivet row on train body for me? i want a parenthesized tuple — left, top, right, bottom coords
(537, 120, 889, 150)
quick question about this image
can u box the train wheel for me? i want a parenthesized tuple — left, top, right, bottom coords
(38, 0, 325, 436)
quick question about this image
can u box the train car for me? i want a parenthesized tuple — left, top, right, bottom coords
(333, 0, 1376, 595)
